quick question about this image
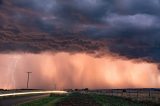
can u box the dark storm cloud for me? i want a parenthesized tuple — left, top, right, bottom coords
(0, 0, 160, 62)
(113, 0, 160, 15)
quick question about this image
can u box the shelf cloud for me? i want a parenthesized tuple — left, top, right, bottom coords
(0, 0, 160, 62)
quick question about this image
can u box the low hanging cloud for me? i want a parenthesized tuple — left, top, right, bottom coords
(0, 0, 160, 62)
(105, 14, 159, 29)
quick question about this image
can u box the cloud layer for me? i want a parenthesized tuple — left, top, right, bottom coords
(0, 0, 160, 62)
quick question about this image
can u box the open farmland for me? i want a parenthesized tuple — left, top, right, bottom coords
(56, 93, 100, 106)
(89, 89, 160, 104)
(19, 90, 160, 106)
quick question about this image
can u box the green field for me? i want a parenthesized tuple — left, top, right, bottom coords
(19, 93, 159, 106)
(90, 94, 159, 106)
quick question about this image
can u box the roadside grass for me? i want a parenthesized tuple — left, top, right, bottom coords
(90, 93, 154, 106)
(18, 94, 67, 106)
(55, 92, 101, 106)
(17, 92, 160, 106)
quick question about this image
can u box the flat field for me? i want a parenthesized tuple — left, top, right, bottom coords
(19, 92, 160, 106)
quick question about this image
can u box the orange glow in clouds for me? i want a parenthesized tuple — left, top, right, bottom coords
(0, 52, 159, 89)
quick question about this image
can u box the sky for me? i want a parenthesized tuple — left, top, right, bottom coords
(0, 52, 160, 89)
(0, 0, 160, 89)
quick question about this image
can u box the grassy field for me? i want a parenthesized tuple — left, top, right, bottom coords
(90, 89, 160, 104)
(90, 93, 160, 106)
(55, 93, 100, 106)
(18, 92, 160, 106)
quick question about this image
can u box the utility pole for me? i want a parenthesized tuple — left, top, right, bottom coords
(55, 84, 56, 90)
(26, 72, 32, 89)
